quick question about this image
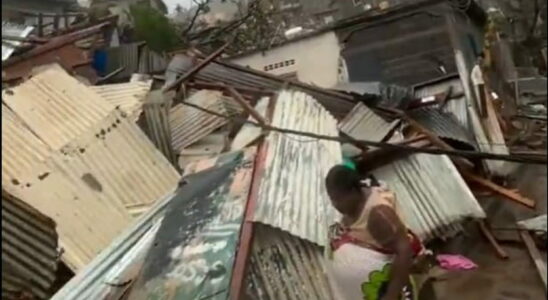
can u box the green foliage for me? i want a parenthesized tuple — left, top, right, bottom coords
(129, 3, 182, 52)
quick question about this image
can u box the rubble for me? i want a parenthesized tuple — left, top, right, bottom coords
(1, 1, 546, 299)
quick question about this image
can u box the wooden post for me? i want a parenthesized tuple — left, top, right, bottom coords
(478, 220, 509, 259)
(37, 13, 44, 37)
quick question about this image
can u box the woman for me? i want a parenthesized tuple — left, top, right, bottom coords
(325, 165, 424, 300)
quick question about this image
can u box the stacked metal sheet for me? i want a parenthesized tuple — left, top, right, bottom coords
(245, 224, 333, 300)
(254, 90, 342, 247)
(336, 100, 485, 240)
(372, 153, 486, 240)
(2, 66, 180, 271)
(2, 192, 59, 300)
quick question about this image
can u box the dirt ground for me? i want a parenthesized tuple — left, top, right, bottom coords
(428, 164, 547, 300)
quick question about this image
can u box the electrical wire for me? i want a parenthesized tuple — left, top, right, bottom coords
(179, 100, 547, 165)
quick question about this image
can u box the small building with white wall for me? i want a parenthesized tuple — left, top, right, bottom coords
(229, 31, 347, 89)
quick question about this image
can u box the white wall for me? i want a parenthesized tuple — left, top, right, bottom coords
(230, 31, 342, 88)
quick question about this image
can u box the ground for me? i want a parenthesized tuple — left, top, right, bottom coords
(429, 164, 547, 300)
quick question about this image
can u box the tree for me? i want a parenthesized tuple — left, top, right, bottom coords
(129, 3, 183, 52)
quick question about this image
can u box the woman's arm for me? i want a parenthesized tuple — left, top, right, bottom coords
(368, 205, 413, 300)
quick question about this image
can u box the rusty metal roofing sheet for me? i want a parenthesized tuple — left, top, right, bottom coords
(50, 149, 254, 300)
(254, 90, 342, 247)
(90, 80, 152, 121)
(339, 102, 399, 143)
(2, 22, 34, 61)
(2, 191, 59, 300)
(164, 54, 356, 119)
(170, 90, 232, 152)
(245, 224, 334, 300)
(127, 149, 256, 300)
(372, 153, 485, 241)
(408, 107, 476, 148)
(2, 67, 180, 271)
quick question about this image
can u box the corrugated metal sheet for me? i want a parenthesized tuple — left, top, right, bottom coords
(408, 106, 476, 148)
(254, 90, 342, 247)
(2, 67, 180, 271)
(2, 22, 34, 61)
(50, 149, 254, 300)
(164, 54, 356, 119)
(413, 77, 470, 132)
(339, 102, 399, 143)
(127, 149, 256, 300)
(170, 90, 232, 152)
(138, 46, 168, 74)
(104, 42, 142, 80)
(90, 80, 152, 121)
(372, 153, 486, 241)
(2, 191, 59, 300)
(143, 90, 177, 164)
(245, 224, 333, 300)
(2, 67, 113, 151)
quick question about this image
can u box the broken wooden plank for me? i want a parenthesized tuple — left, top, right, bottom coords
(479, 220, 509, 259)
(462, 171, 536, 209)
(519, 229, 548, 291)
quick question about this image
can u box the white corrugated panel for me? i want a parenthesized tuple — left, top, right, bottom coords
(2, 67, 180, 271)
(339, 102, 399, 143)
(372, 153, 486, 241)
(1, 105, 51, 188)
(2, 22, 34, 61)
(90, 81, 152, 121)
(254, 90, 342, 247)
(2, 68, 113, 150)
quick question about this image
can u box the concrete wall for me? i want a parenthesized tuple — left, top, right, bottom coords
(230, 31, 342, 88)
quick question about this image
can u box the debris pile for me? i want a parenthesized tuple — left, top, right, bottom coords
(1, 1, 546, 299)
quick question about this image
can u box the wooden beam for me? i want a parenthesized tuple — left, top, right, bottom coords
(463, 171, 536, 208)
(478, 220, 509, 259)
(227, 86, 268, 127)
(519, 229, 547, 290)
(188, 81, 274, 97)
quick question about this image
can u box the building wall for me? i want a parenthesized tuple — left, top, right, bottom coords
(230, 31, 342, 88)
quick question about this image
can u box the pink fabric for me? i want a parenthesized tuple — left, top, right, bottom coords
(436, 254, 478, 270)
